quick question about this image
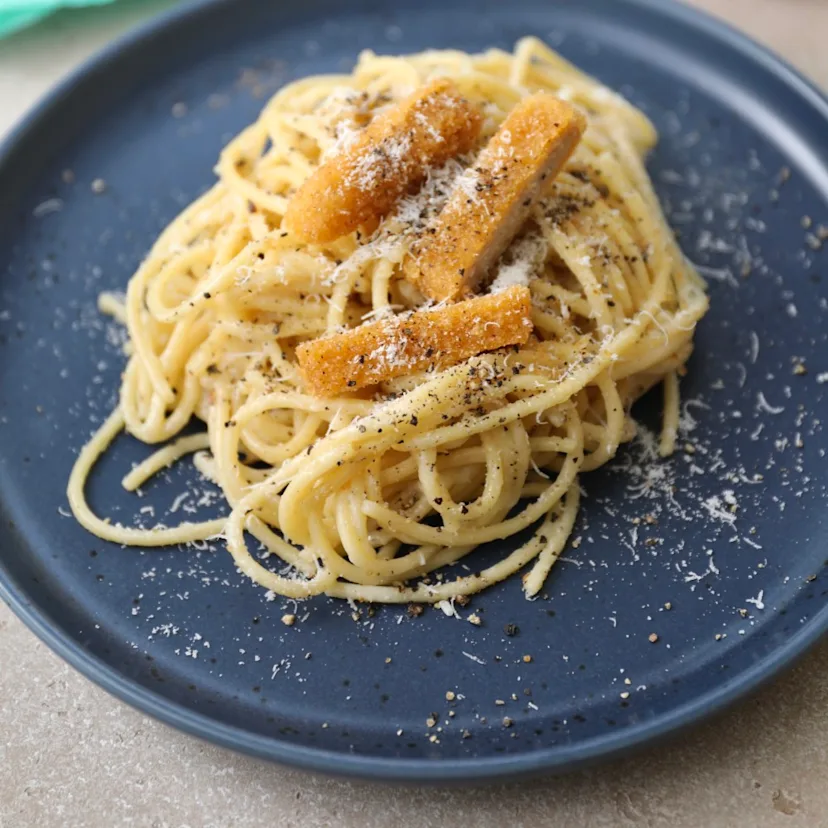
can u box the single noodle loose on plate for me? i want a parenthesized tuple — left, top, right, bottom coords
(67, 37, 709, 604)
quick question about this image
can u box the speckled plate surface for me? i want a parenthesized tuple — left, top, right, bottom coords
(1, 0, 827, 784)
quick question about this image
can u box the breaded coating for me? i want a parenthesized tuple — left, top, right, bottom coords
(296, 285, 533, 397)
(283, 79, 482, 244)
(403, 94, 586, 301)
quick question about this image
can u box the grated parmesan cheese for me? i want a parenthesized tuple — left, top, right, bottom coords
(490, 234, 548, 293)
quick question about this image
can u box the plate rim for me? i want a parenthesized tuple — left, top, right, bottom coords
(1, 0, 827, 783)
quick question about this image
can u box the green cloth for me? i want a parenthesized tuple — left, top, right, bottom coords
(0, 0, 119, 38)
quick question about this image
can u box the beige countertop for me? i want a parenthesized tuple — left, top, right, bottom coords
(1, 1, 828, 825)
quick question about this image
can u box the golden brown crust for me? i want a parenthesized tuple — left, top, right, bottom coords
(283, 79, 482, 244)
(296, 285, 533, 397)
(403, 94, 586, 302)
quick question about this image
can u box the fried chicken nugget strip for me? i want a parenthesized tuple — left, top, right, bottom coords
(296, 285, 533, 397)
(404, 94, 586, 302)
(283, 79, 482, 244)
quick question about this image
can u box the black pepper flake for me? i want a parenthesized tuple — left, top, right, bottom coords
(410, 415, 418, 426)
(504, 623, 520, 637)
(407, 604, 424, 617)
(347, 380, 357, 387)
(434, 497, 443, 505)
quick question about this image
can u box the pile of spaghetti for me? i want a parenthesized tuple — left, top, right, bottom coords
(68, 38, 708, 603)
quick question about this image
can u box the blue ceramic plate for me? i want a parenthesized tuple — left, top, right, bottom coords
(1, 0, 827, 783)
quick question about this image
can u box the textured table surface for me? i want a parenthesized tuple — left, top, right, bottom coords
(2, 1, 828, 826)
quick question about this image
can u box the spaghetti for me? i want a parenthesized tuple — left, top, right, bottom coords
(68, 38, 708, 603)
